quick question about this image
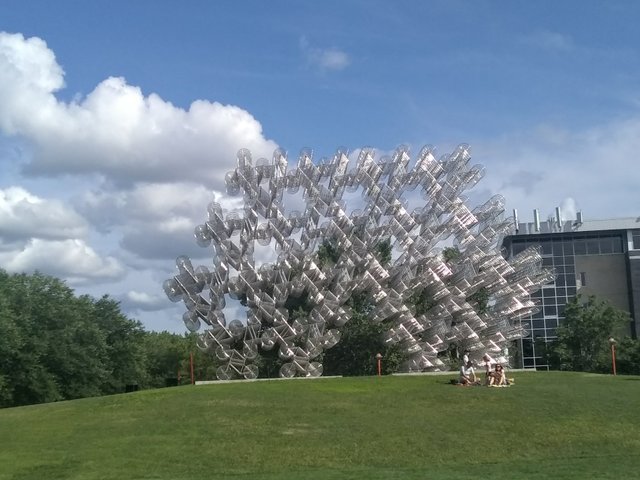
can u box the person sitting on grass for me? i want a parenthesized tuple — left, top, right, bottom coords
(489, 364, 507, 387)
(459, 360, 478, 386)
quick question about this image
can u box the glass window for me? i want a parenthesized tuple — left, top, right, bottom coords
(512, 243, 526, 255)
(599, 237, 613, 254)
(542, 257, 553, 267)
(566, 275, 576, 287)
(541, 242, 553, 255)
(574, 240, 586, 255)
(552, 242, 563, 255)
(613, 236, 624, 253)
(558, 255, 571, 266)
(532, 319, 545, 329)
(566, 287, 577, 297)
(562, 241, 573, 255)
(633, 232, 640, 249)
(532, 328, 547, 339)
(522, 339, 534, 357)
(586, 238, 600, 254)
(544, 305, 557, 316)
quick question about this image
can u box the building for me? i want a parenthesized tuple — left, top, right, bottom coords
(502, 212, 640, 369)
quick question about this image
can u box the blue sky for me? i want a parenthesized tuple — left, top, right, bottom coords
(1, 1, 639, 332)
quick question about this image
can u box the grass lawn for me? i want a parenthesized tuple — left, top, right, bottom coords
(1, 371, 639, 479)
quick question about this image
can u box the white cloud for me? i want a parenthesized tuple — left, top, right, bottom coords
(300, 36, 351, 71)
(0, 32, 278, 189)
(75, 182, 243, 260)
(0, 33, 64, 135)
(523, 30, 574, 52)
(78, 182, 213, 229)
(0, 186, 87, 241)
(119, 221, 209, 261)
(0, 184, 119, 285)
(0, 238, 124, 284)
(474, 117, 640, 222)
(314, 48, 351, 70)
(120, 290, 168, 312)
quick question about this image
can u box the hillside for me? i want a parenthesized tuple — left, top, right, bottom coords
(1, 372, 639, 479)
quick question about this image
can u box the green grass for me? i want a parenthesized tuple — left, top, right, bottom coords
(1, 372, 639, 479)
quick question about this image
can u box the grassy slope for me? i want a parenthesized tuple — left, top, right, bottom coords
(1, 372, 639, 480)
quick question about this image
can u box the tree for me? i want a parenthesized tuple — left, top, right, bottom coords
(140, 331, 221, 386)
(0, 294, 24, 406)
(0, 272, 125, 403)
(0, 269, 191, 407)
(141, 332, 191, 388)
(375, 238, 392, 266)
(408, 288, 436, 317)
(323, 292, 404, 376)
(44, 294, 109, 400)
(615, 337, 640, 375)
(316, 240, 340, 269)
(467, 287, 489, 315)
(256, 295, 313, 379)
(547, 295, 629, 372)
(92, 296, 147, 393)
(443, 246, 461, 263)
(319, 239, 404, 376)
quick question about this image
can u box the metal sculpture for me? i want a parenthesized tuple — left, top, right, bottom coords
(163, 145, 552, 379)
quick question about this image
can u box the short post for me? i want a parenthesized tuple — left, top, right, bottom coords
(608, 337, 617, 376)
(190, 352, 195, 385)
(376, 353, 383, 377)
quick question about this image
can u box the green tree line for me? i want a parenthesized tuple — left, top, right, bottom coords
(4, 254, 638, 408)
(0, 270, 218, 408)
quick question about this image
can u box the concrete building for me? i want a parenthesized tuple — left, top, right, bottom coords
(502, 212, 640, 369)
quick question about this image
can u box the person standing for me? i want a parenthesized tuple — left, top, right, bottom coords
(462, 349, 470, 365)
(482, 353, 495, 384)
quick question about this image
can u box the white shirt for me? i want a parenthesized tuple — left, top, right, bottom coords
(460, 365, 474, 378)
(483, 354, 494, 372)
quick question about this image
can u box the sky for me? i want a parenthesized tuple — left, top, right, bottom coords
(1, 1, 639, 332)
